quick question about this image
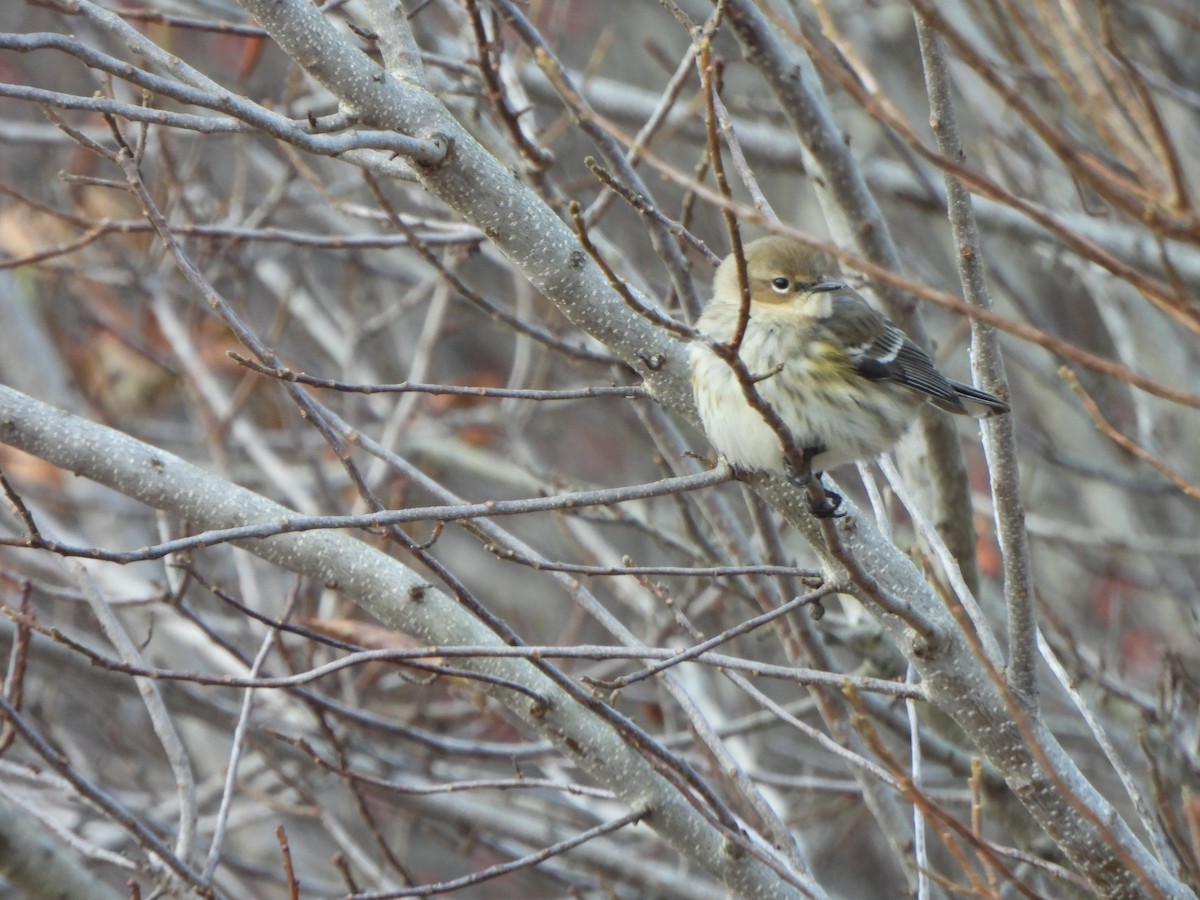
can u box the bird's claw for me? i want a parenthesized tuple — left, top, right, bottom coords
(807, 487, 845, 519)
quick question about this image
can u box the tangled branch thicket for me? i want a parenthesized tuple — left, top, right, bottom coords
(1, 1, 1198, 898)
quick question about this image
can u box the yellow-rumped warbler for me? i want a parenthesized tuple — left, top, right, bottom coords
(689, 236, 1008, 514)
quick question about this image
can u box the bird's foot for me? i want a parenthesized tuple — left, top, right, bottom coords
(807, 483, 845, 519)
(784, 461, 811, 488)
(784, 446, 845, 517)
(783, 445, 824, 489)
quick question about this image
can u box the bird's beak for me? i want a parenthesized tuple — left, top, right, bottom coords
(808, 279, 846, 294)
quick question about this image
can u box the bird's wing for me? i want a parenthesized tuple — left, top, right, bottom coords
(823, 294, 967, 412)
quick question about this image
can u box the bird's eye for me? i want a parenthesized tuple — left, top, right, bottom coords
(770, 276, 792, 294)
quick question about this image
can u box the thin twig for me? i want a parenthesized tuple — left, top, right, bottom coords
(0, 693, 212, 895)
(1061, 367, 1200, 501)
(355, 807, 647, 899)
(229, 354, 647, 400)
(568, 201, 693, 338)
(588, 584, 833, 691)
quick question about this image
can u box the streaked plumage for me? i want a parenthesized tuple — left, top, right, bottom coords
(689, 236, 1008, 480)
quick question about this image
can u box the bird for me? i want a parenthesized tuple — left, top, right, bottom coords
(689, 235, 1009, 515)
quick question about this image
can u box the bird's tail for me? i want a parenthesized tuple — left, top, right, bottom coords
(940, 380, 1010, 418)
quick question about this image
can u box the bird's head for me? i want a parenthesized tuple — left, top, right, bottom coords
(713, 236, 845, 308)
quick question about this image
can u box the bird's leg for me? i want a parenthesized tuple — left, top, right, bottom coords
(784, 446, 844, 518)
(783, 445, 820, 487)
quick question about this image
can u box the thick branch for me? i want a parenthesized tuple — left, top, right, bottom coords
(0, 385, 814, 898)
(913, 16, 1037, 706)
